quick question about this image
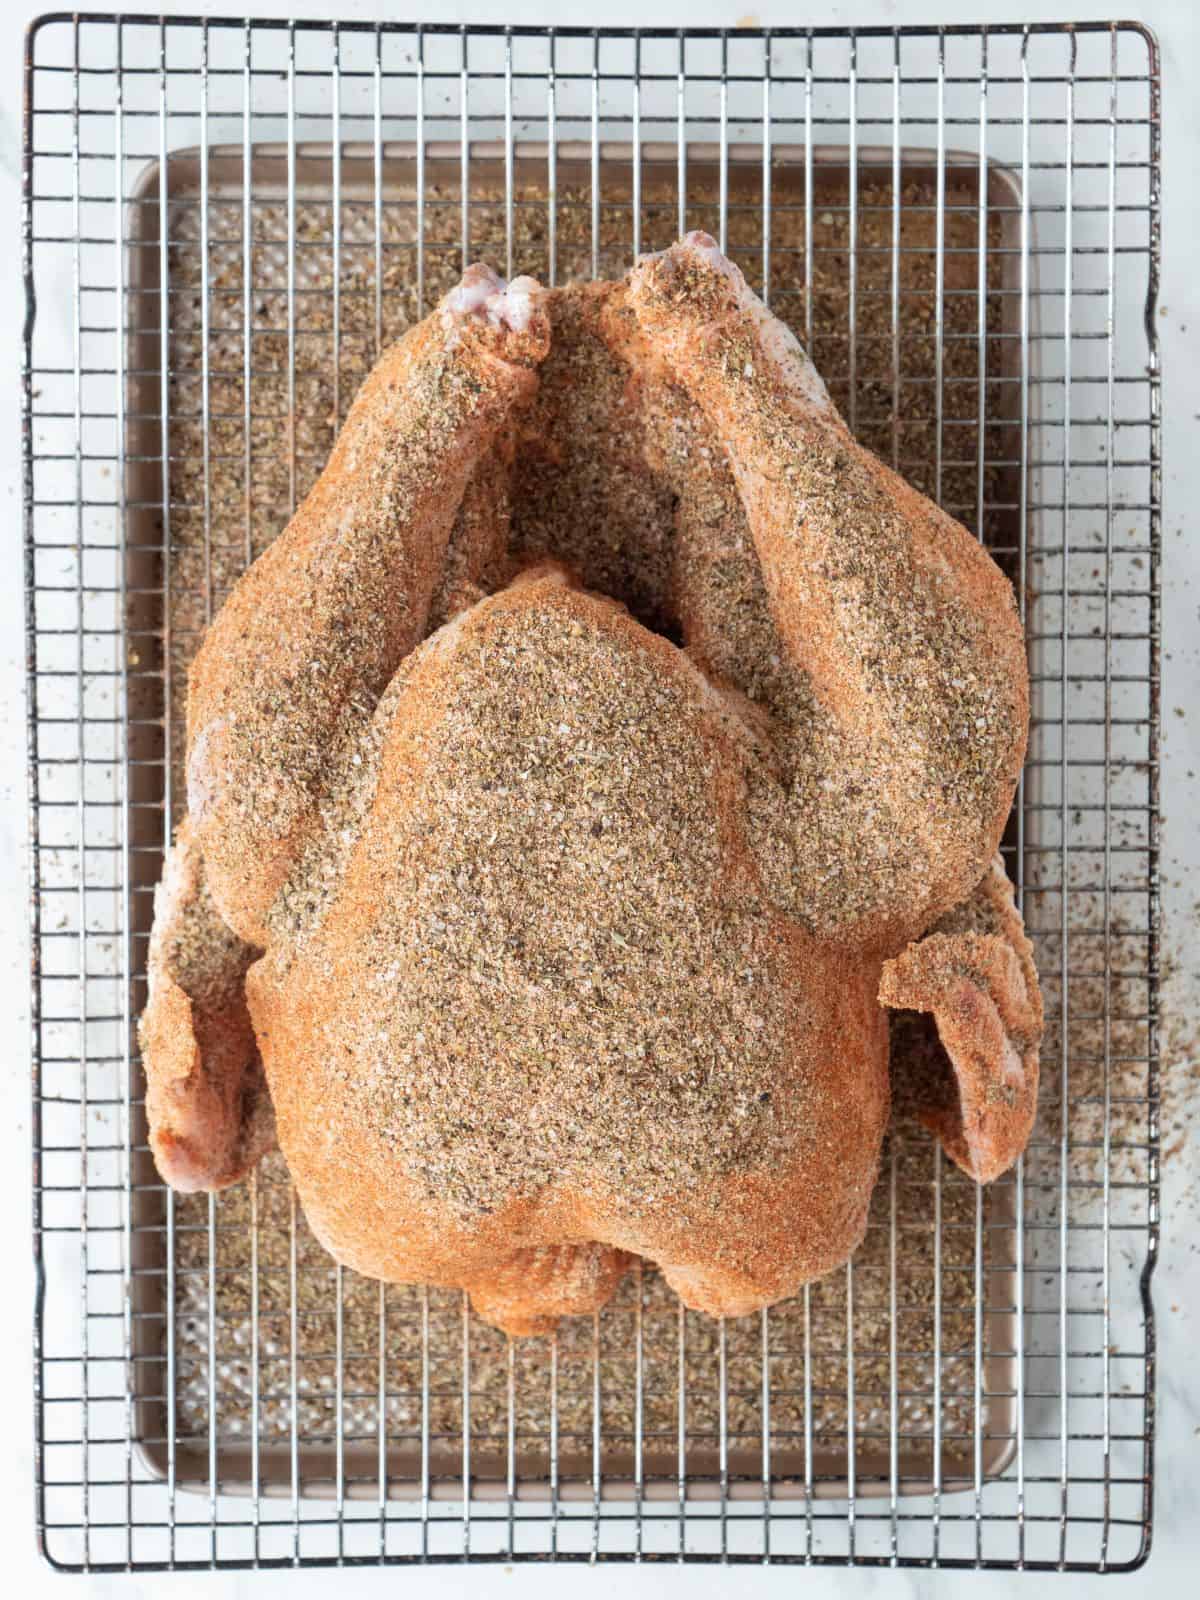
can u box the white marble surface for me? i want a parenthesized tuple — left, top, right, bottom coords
(1, 0, 1196, 1594)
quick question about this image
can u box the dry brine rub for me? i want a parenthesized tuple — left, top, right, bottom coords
(141, 234, 1042, 1336)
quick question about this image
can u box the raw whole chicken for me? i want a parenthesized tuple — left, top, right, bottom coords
(140, 235, 1042, 1335)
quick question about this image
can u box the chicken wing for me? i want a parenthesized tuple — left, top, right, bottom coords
(881, 854, 1042, 1182)
(139, 818, 273, 1192)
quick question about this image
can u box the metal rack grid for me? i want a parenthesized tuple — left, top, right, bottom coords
(22, 14, 1161, 1573)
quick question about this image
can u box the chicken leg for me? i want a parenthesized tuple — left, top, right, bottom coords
(187, 267, 549, 945)
(625, 233, 1029, 953)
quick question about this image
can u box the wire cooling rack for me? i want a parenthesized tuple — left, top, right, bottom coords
(22, 14, 1161, 1574)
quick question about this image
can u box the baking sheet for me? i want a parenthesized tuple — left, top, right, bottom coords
(123, 141, 1027, 1502)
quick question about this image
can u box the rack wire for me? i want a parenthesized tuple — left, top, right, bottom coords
(23, 14, 1160, 1573)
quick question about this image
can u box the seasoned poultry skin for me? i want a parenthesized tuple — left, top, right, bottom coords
(140, 238, 1042, 1334)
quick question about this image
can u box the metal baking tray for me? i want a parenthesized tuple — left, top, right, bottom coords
(122, 139, 1027, 1506)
